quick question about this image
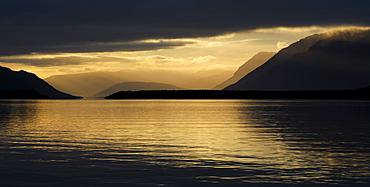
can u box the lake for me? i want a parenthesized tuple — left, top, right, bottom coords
(0, 99, 369, 186)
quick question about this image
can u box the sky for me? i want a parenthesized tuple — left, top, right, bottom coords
(0, 0, 370, 78)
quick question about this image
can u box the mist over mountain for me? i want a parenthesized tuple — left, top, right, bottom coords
(45, 70, 232, 97)
(225, 29, 370, 91)
(45, 72, 137, 97)
(0, 66, 80, 99)
(184, 72, 234, 90)
(214, 52, 276, 90)
(91, 82, 183, 98)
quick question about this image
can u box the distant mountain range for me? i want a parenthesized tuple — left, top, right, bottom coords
(45, 70, 232, 97)
(226, 29, 370, 91)
(0, 66, 80, 99)
(45, 72, 136, 97)
(91, 82, 183, 98)
(4, 29, 369, 99)
(214, 52, 276, 89)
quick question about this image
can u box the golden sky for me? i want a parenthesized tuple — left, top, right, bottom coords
(1, 1, 369, 79)
(0, 26, 364, 78)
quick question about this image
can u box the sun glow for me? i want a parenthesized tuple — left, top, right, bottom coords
(0, 26, 369, 79)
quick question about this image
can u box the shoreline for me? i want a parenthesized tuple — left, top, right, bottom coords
(105, 88, 370, 100)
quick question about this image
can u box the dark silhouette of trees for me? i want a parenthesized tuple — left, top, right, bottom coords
(106, 86, 370, 100)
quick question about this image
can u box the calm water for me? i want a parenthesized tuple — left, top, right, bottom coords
(0, 99, 369, 186)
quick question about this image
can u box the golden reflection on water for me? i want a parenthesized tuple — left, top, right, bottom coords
(1, 99, 370, 184)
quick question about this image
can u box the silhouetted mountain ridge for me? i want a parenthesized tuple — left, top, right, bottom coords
(225, 29, 370, 91)
(0, 66, 81, 99)
(214, 52, 276, 89)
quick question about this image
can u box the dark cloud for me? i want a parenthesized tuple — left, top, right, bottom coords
(0, 56, 89, 67)
(0, 55, 137, 67)
(2, 40, 194, 55)
(1, 0, 369, 56)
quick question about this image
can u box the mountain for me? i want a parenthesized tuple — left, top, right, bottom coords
(225, 29, 370, 91)
(91, 82, 183, 98)
(183, 71, 234, 89)
(214, 52, 276, 89)
(45, 70, 232, 97)
(0, 66, 80, 99)
(45, 72, 137, 97)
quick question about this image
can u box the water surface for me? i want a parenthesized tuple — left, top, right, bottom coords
(0, 99, 369, 186)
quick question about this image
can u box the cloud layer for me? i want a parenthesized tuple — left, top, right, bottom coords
(1, 0, 370, 55)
